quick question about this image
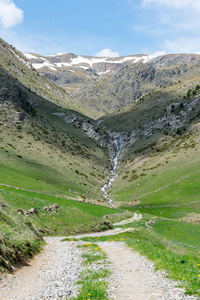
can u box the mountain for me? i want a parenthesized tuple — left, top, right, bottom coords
(24, 52, 153, 92)
(73, 54, 200, 114)
(1, 38, 200, 205)
(24, 51, 200, 114)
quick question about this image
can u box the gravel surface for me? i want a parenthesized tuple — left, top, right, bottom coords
(98, 241, 197, 300)
(0, 221, 198, 300)
(0, 237, 83, 300)
(114, 213, 142, 226)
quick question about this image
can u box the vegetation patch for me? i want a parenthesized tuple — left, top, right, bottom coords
(70, 242, 110, 300)
(0, 196, 43, 272)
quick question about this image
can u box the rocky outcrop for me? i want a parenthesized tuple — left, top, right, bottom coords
(53, 112, 117, 158)
(17, 208, 38, 216)
(72, 62, 194, 113)
(43, 204, 59, 213)
(105, 93, 200, 159)
(0, 67, 38, 125)
(73, 55, 200, 114)
(148, 53, 200, 68)
(23, 50, 200, 115)
(24, 52, 152, 92)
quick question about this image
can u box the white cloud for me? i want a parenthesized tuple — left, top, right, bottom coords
(142, 0, 199, 10)
(0, 0, 23, 28)
(95, 48, 119, 57)
(152, 50, 166, 57)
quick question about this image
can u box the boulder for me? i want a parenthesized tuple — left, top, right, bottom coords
(17, 209, 29, 216)
(43, 204, 59, 213)
(29, 207, 38, 215)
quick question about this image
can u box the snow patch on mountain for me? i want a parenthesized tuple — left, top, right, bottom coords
(24, 53, 39, 60)
(24, 52, 155, 72)
(98, 70, 112, 75)
(48, 52, 69, 57)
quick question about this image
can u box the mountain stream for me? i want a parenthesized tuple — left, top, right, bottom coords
(101, 139, 120, 206)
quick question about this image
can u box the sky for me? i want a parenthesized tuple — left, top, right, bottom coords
(0, 0, 200, 57)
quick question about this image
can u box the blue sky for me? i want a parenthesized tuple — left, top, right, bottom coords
(0, 0, 200, 56)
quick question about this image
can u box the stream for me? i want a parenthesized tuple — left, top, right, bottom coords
(101, 139, 120, 206)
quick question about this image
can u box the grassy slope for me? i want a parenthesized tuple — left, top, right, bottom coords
(0, 194, 43, 272)
(112, 124, 200, 217)
(0, 187, 122, 236)
(0, 187, 123, 272)
(102, 75, 200, 220)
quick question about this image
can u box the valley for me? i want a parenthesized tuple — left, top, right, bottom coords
(1, 37, 200, 298)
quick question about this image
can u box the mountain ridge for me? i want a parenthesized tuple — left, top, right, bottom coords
(24, 51, 200, 92)
(24, 50, 200, 116)
(23, 52, 156, 92)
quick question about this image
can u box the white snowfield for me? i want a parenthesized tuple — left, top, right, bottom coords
(24, 53, 38, 60)
(98, 69, 112, 75)
(24, 52, 156, 71)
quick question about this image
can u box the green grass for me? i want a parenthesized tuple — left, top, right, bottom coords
(71, 278, 108, 300)
(80, 242, 107, 264)
(0, 110, 109, 201)
(152, 219, 200, 250)
(0, 186, 122, 235)
(110, 127, 200, 216)
(121, 201, 200, 219)
(80, 268, 110, 281)
(0, 196, 43, 272)
(70, 242, 109, 300)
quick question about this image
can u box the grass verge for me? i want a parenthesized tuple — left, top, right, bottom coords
(69, 242, 110, 300)
(0, 195, 43, 272)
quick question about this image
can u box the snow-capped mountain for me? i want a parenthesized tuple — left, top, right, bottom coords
(24, 52, 154, 74)
(23, 52, 155, 92)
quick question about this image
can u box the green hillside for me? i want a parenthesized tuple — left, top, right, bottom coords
(1, 35, 200, 287)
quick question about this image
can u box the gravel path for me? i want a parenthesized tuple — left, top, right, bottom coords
(99, 241, 197, 300)
(114, 213, 142, 225)
(0, 237, 83, 300)
(0, 216, 198, 300)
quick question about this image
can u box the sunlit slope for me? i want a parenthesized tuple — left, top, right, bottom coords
(110, 123, 200, 219)
(100, 75, 200, 219)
